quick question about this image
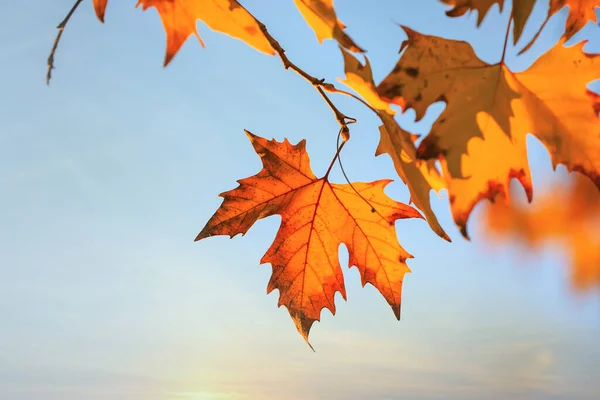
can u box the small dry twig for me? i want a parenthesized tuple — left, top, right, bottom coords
(256, 21, 356, 132)
(47, 0, 84, 85)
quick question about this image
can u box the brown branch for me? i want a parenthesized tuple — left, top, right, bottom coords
(47, 0, 84, 85)
(256, 21, 356, 131)
(254, 19, 397, 222)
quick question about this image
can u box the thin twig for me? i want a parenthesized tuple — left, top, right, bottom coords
(500, 9, 513, 64)
(256, 21, 356, 131)
(47, 0, 84, 85)
(317, 86, 356, 126)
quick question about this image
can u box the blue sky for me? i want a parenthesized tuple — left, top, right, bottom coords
(1, 1, 599, 399)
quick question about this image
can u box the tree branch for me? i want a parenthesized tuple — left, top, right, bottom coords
(47, 0, 84, 85)
(256, 21, 356, 132)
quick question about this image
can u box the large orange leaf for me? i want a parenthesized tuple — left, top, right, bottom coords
(485, 174, 600, 290)
(377, 27, 600, 237)
(135, 0, 274, 65)
(440, 0, 504, 25)
(336, 48, 450, 241)
(293, 0, 363, 52)
(196, 131, 422, 343)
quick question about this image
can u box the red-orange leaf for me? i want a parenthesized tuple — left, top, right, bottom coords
(136, 0, 274, 65)
(550, 0, 600, 40)
(196, 131, 422, 343)
(93, 0, 108, 22)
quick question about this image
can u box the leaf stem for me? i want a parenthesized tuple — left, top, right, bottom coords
(46, 0, 84, 85)
(335, 130, 387, 220)
(324, 128, 348, 179)
(256, 21, 356, 132)
(331, 87, 380, 115)
(517, 14, 550, 56)
(500, 9, 514, 64)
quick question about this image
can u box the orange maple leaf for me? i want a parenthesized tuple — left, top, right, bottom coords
(94, 0, 274, 65)
(377, 27, 600, 237)
(549, 0, 600, 40)
(137, 0, 275, 65)
(196, 131, 422, 343)
(485, 174, 600, 290)
(294, 0, 363, 52)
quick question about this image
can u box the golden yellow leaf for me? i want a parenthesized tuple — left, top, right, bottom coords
(136, 0, 274, 65)
(376, 116, 450, 241)
(293, 0, 363, 52)
(485, 175, 600, 290)
(440, 0, 504, 25)
(336, 48, 394, 114)
(93, 0, 108, 22)
(377, 27, 600, 237)
(336, 48, 450, 241)
(196, 131, 422, 343)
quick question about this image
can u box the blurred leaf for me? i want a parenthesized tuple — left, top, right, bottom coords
(485, 174, 600, 291)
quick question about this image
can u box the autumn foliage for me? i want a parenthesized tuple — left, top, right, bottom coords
(484, 175, 600, 290)
(49, 0, 600, 345)
(196, 131, 420, 344)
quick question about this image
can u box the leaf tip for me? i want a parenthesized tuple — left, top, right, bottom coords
(393, 302, 401, 320)
(244, 129, 256, 140)
(292, 313, 317, 348)
(459, 223, 471, 241)
(93, 0, 108, 23)
(163, 52, 175, 67)
(194, 230, 206, 242)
